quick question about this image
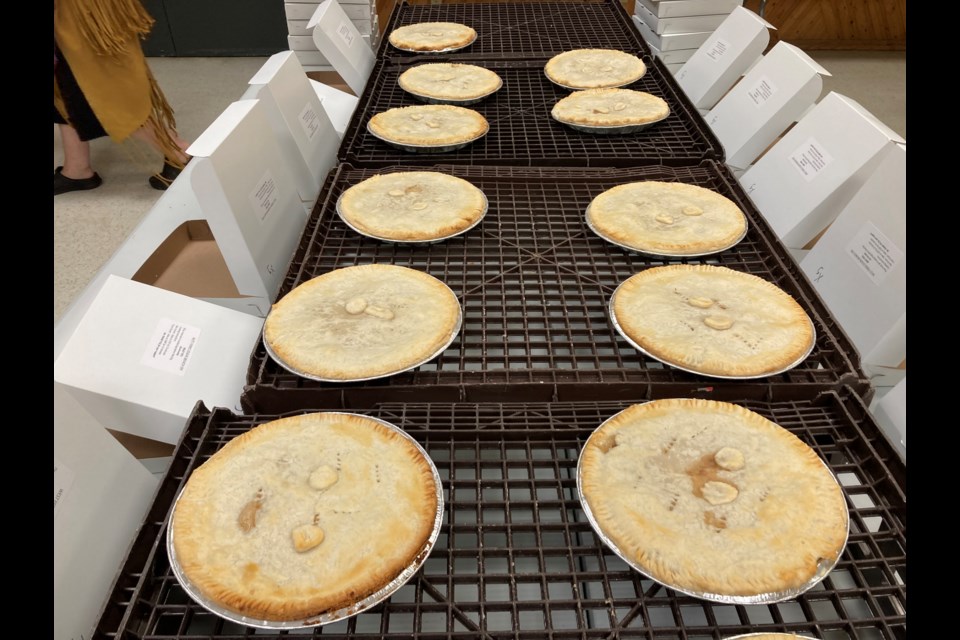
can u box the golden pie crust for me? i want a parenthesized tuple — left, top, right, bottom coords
(587, 181, 747, 255)
(339, 172, 486, 242)
(368, 105, 489, 146)
(545, 49, 647, 89)
(398, 63, 502, 101)
(171, 412, 439, 621)
(579, 399, 848, 597)
(552, 88, 669, 126)
(611, 265, 815, 377)
(263, 264, 461, 380)
(388, 22, 476, 51)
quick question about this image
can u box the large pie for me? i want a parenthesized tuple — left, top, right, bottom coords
(171, 412, 440, 621)
(586, 181, 747, 255)
(545, 49, 647, 89)
(611, 265, 815, 377)
(398, 63, 502, 102)
(388, 22, 477, 52)
(368, 104, 489, 147)
(338, 172, 487, 242)
(552, 88, 669, 127)
(263, 264, 461, 380)
(578, 399, 848, 598)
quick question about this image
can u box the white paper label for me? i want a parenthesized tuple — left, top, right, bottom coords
(704, 38, 730, 62)
(789, 137, 834, 182)
(337, 21, 355, 48)
(299, 102, 321, 141)
(845, 221, 904, 285)
(249, 171, 279, 222)
(140, 318, 201, 376)
(747, 75, 778, 107)
(54, 457, 75, 519)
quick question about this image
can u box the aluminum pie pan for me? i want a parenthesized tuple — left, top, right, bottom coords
(389, 32, 477, 54)
(335, 189, 489, 245)
(575, 406, 849, 605)
(367, 122, 488, 153)
(166, 412, 445, 630)
(263, 288, 463, 383)
(402, 77, 503, 106)
(725, 636, 816, 639)
(544, 70, 647, 92)
(608, 280, 817, 380)
(552, 110, 669, 135)
(584, 203, 749, 258)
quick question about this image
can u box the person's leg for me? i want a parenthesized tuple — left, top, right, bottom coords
(58, 123, 96, 180)
(54, 122, 103, 195)
(132, 125, 190, 166)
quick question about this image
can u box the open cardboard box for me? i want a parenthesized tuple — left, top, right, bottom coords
(799, 143, 905, 373)
(309, 0, 376, 95)
(740, 92, 905, 249)
(705, 41, 829, 170)
(674, 6, 774, 111)
(244, 51, 341, 207)
(306, 70, 361, 137)
(55, 382, 159, 640)
(54, 276, 264, 446)
(55, 98, 310, 364)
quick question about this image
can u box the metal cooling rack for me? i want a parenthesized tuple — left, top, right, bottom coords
(338, 57, 722, 168)
(243, 162, 868, 413)
(93, 389, 906, 639)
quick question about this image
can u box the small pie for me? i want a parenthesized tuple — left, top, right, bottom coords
(398, 63, 502, 102)
(388, 22, 477, 52)
(545, 49, 647, 89)
(586, 181, 747, 255)
(552, 88, 669, 127)
(611, 265, 815, 377)
(263, 264, 461, 380)
(338, 172, 487, 242)
(578, 399, 848, 598)
(171, 412, 440, 621)
(368, 105, 489, 147)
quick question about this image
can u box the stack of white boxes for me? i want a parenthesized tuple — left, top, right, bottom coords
(632, 0, 743, 74)
(285, 0, 378, 71)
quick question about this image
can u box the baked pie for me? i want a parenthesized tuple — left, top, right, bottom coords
(171, 412, 440, 622)
(338, 172, 487, 242)
(611, 265, 815, 378)
(578, 399, 848, 599)
(586, 181, 747, 255)
(368, 104, 489, 147)
(388, 22, 477, 52)
(263, 264, 461, 381)
(545, 48, 646, 89)
(725, 635, 815, 640)
(398, 63, 502, 102)
(552, 88, 669, 127)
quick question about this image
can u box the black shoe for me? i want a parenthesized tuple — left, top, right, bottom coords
(54, 166, 102, 196)
(149, 160, 186, 191)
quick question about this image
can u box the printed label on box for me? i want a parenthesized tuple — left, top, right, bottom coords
(337, 21, 355, 48)
(747, 75, 778, 107)
(846, 221, 904, 285)
(299, 102, 321, 141)
(140, 318, 201, 376)
(54, 457, 75, 519)
(705, 38, 730, 62)
(789, 137, 834, 182)
(249, 171, 279, 222)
